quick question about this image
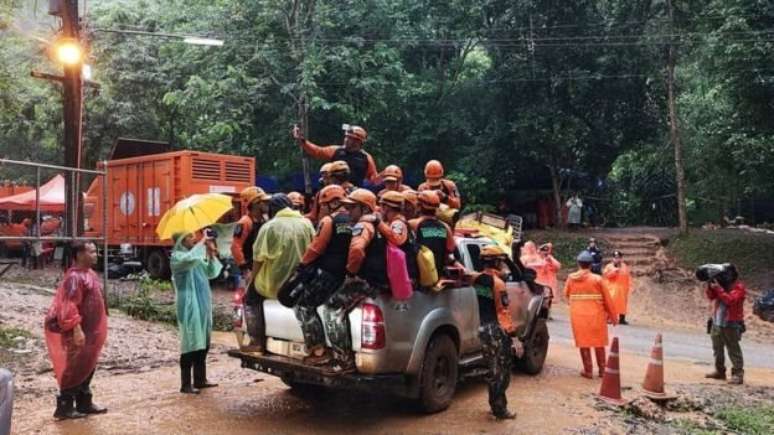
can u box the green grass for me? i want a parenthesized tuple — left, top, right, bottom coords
(0, 325, 32, 349)
(716, 406, 774, 435)
(669, 229, 774, 282)
(523, 230, 610, 267)
(671, 419, 720, 435)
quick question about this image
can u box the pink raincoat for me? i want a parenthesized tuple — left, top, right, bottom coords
(44, 267, 107, 389)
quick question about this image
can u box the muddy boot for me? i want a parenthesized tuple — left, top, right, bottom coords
(594, 347, 606, 378)
(705, 369, 726, 380)
(494, 410, 517, 420)
(728, 369, 744, 385)
(619, 315, 628, 325)
(579, 348, 593, 379)
(54, 395, 87, 420)
(193, 360, 218, 389)
(75, 392, 108, 415)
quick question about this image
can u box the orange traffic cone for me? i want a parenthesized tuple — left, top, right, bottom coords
(598, 337, 627, 406)
(642, 333, 676, 400)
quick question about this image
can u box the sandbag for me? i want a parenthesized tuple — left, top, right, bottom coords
(386, 243, 413, 301)
(417, 246, 439, 287)
(753, 289, 774, 323)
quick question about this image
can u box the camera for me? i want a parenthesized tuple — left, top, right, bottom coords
(695, 263, 738, 289)
(204, 227, 217, 240)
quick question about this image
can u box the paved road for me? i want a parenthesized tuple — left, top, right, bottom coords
(549, 311, 774, 369)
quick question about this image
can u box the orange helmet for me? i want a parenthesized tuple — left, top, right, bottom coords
(346, 188, 377, 212)
(319, 162, 333, 174)
(382, 165, 403, 182)
(287, 192, 305, 208)
(240, 186, 270, 205)
(345, 125, 368, 142)
(403, 189, 418, 206)
(424, 160, 444, 179)
(380, 191, 404, 210)
(329, 160, 351, 175)
(418, 190, 441, 210)
(318, 185, 347, 204)
(480, 244, 507, 259)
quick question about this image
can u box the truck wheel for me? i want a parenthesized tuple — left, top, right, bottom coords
(146, 249, 170, 280)
(418, 334, 458, 413)
(515, 319, 549, 375)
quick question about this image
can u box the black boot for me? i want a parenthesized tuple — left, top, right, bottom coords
(54, 395, 87, 420)
(180, 365, 200, 394)
(619, 315, 628, 325)
(76, 392, 108, 415)
(193, 359, 218, 389)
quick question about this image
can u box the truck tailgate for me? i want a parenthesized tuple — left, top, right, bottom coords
(264, 300, 305, 343)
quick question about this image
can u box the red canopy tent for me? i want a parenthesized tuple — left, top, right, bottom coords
(0, 174, 66, 212)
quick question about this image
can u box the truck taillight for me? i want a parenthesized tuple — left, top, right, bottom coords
(232, 287, 245, 328)
(361, 303, 385, 350)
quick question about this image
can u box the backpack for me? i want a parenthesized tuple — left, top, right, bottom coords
(417, 245, 439, 287)
(386, 243, 413, 300)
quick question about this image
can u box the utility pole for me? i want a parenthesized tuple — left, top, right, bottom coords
(666, 0, 688, 234)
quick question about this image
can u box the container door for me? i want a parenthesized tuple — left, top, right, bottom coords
(141, 159, 172, 244)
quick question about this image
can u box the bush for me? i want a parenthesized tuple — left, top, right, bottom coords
(716, 406, 774, 435)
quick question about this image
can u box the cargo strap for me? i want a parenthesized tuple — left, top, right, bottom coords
(569, 293, 603, 301)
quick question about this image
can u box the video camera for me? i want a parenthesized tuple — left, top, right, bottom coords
(695, 263, 739, 290)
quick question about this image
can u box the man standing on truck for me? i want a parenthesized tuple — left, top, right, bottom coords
(245, 194, 315, 354)
(294, 185, 352, 366)
(418, 160, 462, 210)
(473, 245, 517, 420)
(409, 191, 456, 278)
(293, 124, 379, 187)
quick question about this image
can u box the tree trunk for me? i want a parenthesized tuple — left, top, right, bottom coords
(549, 163, 564, 229)
(667, 0, 688, 234)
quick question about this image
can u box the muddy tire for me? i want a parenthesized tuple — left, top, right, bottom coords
(515, 319, 549, 375)
(145, 249, 170, 280)
(418, 334, 458, 413)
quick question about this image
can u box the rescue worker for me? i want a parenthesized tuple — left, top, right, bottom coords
(409, 191, 456, 278)
(233, 187, 271, 352)
(587, 238, 603, 275)
(325, 188, 382, 373)
(473, 245, 517, 420)
(537, 243, 561, 306)
(704, 264, 746, 385)
(377, 165, 411, 198)
(293, 124, 379, 187)
(246, 194, 315, 353)
(603, 251, 632, 325)
(403, 189, 419, 220)
(305, 163, 333, 224)
(418, 160, 461, 210)
(44, 241, 108, 419)
(327, 160, 356, 193)
(171, 231, 222, 394)
(378, 191, 417, 278)
(519, 241, 542, 272)
(287, 191, 306, 212)
(294, 185, 352, 366)
(564, 251, 618, 378)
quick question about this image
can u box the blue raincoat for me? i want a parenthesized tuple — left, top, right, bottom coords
(171, 236, 223, 354)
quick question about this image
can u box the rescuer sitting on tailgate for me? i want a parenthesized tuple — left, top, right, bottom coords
(234, 187, 271, 351)
(418, 160, 462, 210)
(293, 185, 352, 366)
(293, 124, 379, 187)
(409, 191, 456, 278)
(324, 188, 383, 373)
(377, 165, 411, 199)
(474, 245, 518, 420)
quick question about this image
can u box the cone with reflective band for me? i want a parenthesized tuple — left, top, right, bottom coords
(642, 333, 676, 400)
(598, 337, 627, 405)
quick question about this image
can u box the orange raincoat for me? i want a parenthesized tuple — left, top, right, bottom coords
(603, 262, 632, 316)
(519, 241, 541, 269)
(534, 244, 561, 295)
(564, 269, 617, 348)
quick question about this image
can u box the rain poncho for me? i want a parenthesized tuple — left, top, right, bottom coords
(603, 262, 632, 316)
(252, 208, 315, 299)
(520, 241, 542, 270)
(564, 269, 617, 348)
(171, 235, 222, 354)
(566, 197, 583, 225)
(535, 244, 561, 294)
(44, 267, 107, 389)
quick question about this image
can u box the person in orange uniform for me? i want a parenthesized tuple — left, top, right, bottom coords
(377, 191, 417, 279)
(305, 163, 333, 224)
(287, 192, 305, 212)
(377, 165, 411, 199)
(327, 160, 356, 193)
(564, 251, 618, 378)
(293, 124, 379, 187)
(473, 245, 517, 420)
(402, 189, 419, 220)
(294, 185, 352, 366)
(409, 191, 456, 278)
(603, 251, 632, 325)
(536, 243, 561, 306)
(418, 160, 461, 210)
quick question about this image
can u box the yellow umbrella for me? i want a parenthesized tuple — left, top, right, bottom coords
(156, 193, 234, 241)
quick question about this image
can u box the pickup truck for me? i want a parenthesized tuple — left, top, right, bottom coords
(228, 236, 551, 413)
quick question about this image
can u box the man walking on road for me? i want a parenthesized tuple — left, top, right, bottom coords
(704, 264, 746, 385)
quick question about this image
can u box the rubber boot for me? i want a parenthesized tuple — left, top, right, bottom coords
(180, 366, 200, 394)
(594, 347, 606, 378)
(705, 369, 726, 380)
(728, 369, 744, 385)
(75, 392, 108, 415)
(579, 348, 593, 379)
(494, 410, 517, 420)
(193, 358, 218, 389)
(619, 314, 628, 325)
(53, 395, 87, 420)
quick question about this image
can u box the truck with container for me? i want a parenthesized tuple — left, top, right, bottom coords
(83, 139, 255, 278)
(227, 234, 551, 413)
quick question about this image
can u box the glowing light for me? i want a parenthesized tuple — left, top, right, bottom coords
(183, 37, 223, 46)
(55, 40, 83, 65)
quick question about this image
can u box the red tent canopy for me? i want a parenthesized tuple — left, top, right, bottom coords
(0, 174, 65, 212)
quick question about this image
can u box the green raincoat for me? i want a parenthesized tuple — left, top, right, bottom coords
(171, 235, 223, 354)
(252, 208, 315, 299)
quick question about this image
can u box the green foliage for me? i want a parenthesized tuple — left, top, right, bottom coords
(716, 406, 774, 435)
(0, 325, 32, 349)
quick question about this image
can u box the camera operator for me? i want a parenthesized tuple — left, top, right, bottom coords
(703, 264, 747, 385)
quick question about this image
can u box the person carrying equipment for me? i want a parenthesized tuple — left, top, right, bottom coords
(473, 245, 517, 420)
(409, 191, 456, 279)
(603, 251, 632, 325)
(564, 251, 618, 379)
(293, 185, 352, 366)
(293, 124, 379, 187)
(418, 160, 461, 210)
(377, 165, 411, 198)
(287, 192, 306, 212)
